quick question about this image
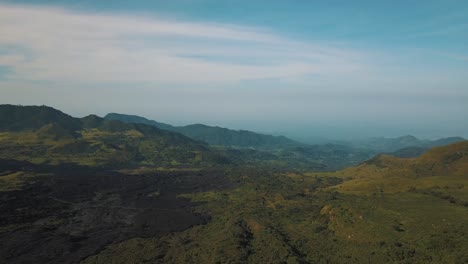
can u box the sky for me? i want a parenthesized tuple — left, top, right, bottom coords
(0, 0, 467, 141)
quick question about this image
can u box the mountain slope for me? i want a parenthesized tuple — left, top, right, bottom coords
(105, 113, 176, 131)
(0, 105, 227, 167)
(354, 135, 466, 153)
(176, 124, 297, 148)
(339, 141, 468, 178)
(323, 141, 468, 195)
(428, 136, 466, 147)
(104, 113, 299, 148)
(360, 141, 468, 178)
(385, 146, 429, 158)
(0, 104, 82, 132)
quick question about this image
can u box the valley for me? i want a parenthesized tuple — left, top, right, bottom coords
(2, 1, 467, 263)
(0, 105, 467, 263)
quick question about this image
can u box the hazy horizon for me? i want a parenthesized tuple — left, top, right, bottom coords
(1, 1, 467, 140)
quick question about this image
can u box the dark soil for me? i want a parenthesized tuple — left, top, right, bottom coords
(0, 160, 233, 264)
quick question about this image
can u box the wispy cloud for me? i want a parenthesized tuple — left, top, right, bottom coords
(0, 4, 368, 84)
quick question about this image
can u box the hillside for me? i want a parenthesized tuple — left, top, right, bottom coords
(104, 113, 299, 148)
(104, 113, 176, 131)
(79, 143, 468, 263)
(385, 146, 429, 158)
(0, 105, 374, 171)
(351, 141, 468, 178)
(0, 105, 226, 167)
(1, 105, 467, 263)
(0, 104, 82, 132)
(177, 124, 298, 148)
(352, 135, 466, 153)
(320, 141, 468, 198)
(105, 113, 380, 170)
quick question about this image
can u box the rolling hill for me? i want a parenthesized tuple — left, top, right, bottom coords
(1, 105, 467, 263)
(79, 142, 468, 263)
(321, 141, 468, 197)
(103, 113, 383, 170)
(348, 141, 468, 178)
(0, 105, 227, 167)
(0, 105, 373, 171)
(104, 113, 299, 148)
(351, 134, 466, 153)
(0, 104, 82, 132)
(385, 146, 429, 158)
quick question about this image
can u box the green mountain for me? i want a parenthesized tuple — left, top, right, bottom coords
(328, 141, 468, 193)
(0, 105, 226, 167)
(78, 143, 468, 264)
(0, 104, 82, 132)
(36, 123, 79, 140)
(428, 136, 467, 147)
(176, 124, 298, 148)
(104, 113, 176, 131)
(367, 141, 468, 177)
(1, 105, 467, 264)
(103, 113, 379, 170)
(385, 146, 429, 158)
(0, 105, 372, 171)
(352, 134, 465, 153)
(104, 113, 299, 148)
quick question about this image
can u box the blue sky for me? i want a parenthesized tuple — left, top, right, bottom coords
(0, 0, 467, 140)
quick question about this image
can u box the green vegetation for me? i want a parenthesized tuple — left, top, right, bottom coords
(0, 105, 228, 167)
(0, 129, 223, 167)
(105, 113, 299, 148)
(1, 105, 467, 263)
(104, 113, 379, 170)
(350, 135, 466, 154)
(82, 167, 468, 263)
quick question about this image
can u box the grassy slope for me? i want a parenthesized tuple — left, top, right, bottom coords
(0, 105, 227, 168)
(316, 141, 468, 198)
(1, 106, 467, 263)
(104, 113, 298, 148)
(0, 128, 223, 167)
(82, 143, 468, 264)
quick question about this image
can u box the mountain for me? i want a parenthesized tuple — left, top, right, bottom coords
(0, 105, 372, 171)
(2, 105, 468, 264)
(428, 136, 466, 147)
(0, 105, 226, 167)
(0, 104, 82, 132)
(104, 113, 299, 148)
(385, 146, 430, 158)
(351, 135, 466, 153)
(175, 124, 297, 148)
(36, 123, 79, 140)
(344, 141, 468, 178)
(104, 113, 176, 131)
(103, 113, 379, 170)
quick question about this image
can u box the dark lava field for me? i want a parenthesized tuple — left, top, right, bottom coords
(0, 160, 233, 264)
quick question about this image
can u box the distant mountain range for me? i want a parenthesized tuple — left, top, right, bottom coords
(1, 105, 465, 171)
(104, 113, 299, 148)
(348, 135, 465, 156)
(1, 106, 467, 264)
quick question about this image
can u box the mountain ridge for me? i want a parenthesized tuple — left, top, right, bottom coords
(340, 141, 468, 179)
(0, 105, 227, 167)
(350, 134, 466, 154)
(104, 113, 299, 148)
